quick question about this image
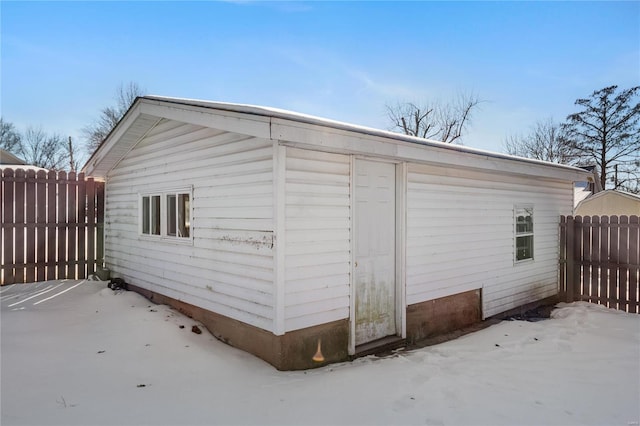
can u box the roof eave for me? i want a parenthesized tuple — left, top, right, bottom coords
(143, 95, 590, 180)
(84, 96, 592, 183)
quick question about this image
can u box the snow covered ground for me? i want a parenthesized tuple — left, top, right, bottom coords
(1, 279, 639, 426)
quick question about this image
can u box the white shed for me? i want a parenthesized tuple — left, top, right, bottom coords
(575, 190, 640, 216)
(83, 96, 590, 370)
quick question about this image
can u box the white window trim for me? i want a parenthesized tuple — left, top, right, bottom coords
(139, 187, 193, 244)
(514, 204, 534, 264)
(140, 192, 162, 237)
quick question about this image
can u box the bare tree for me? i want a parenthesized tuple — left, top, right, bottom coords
(1, 118, 83, 171)
(18, 126, 68, 170)
(564, 85, 640, 192)
(1, 118, 22, 154)
(504, 118, 578, 164)
(83, 82, 145, 152)
(386, 92, 481, 143)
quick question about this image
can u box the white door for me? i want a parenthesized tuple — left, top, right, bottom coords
(354, 159, 396, 345)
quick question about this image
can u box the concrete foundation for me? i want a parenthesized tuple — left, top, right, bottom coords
(128, 284, 349, 370)
(406, 289, 482, 344)
(129, 284, 485, 370)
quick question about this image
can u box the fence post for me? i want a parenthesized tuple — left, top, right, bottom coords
(559, 216, 569, 301)
(46, 170, 57, 280)
(566, 216, 575, 303)
(36, 170, 47, 282)
(25, 169, 36, 283)
(57, 171, 68, 279)
(582, 216, 591, 303)
(2, 169, 15, 285)
(629, 215, 639, 314)
(14, 169, 25, 283)
(96, 182, 105, 269)
(67, 172, 77, 279)
(77, 172, 87, 279)
(599, 216, 610, 308)
(619, 216, 629, 312)
(590, 216, 600, 305)
(609, 216, 619, 310)
(572, 216, 583, 302)
(86, 178, 96, 275)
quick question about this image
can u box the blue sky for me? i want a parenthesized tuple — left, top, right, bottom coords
(1, 1, 638, 158)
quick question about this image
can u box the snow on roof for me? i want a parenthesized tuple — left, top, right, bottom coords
(143, 95, 588, 175)
(84, 95, 592, 180)
(0, 164, 50, 173)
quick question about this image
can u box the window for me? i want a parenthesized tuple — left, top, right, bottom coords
(140, 189, 191, 240)
(166, 193, 190, 237)
(515, 205, 534, 262)
(141, 195, 161, 235)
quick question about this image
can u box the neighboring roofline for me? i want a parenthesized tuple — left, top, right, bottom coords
(0, 148, 27, 165)
(0, 164, 50, 173)
(83, 96, 591, 179)
(575, 188, 640, 214)
(580, 189, 640, 203)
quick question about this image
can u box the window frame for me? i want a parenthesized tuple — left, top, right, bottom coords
(514, 204, 534, 263)
(139, 187, 192, 243)
(140, 193, 161, 237)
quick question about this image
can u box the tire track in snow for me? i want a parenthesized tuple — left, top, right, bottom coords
(33, 280, 86, 305)
(1, 281, 59, 302)
(6, 282, 67, 307)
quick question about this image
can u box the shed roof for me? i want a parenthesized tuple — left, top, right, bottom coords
(0, 148, 27, 165)
(579, 189, 640, 204)
(83, 96, 590, 182)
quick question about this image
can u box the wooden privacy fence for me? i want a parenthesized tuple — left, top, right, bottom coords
(1, 168, 104, 285)
(560, 215, 639, 313)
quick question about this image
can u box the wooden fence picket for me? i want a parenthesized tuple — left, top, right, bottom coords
(25, 170, 36, 283)
(46, 170, 57, 279)
(77, 173, 87, 280)
(609, 216, 619, 310)
(590, 216, 600, 306)
(582, 216, 591, 302)
(629, 216, 639, 313)
(599, 216, 610, 307)
(86, 177, 96, 276)
(619, 216, 629, 312)
(0, 168, 104, 285)
(2, 169, 14, 284)
(572, 216, 582, 302)
(559, 216, 567, 300)
(14, 169, 25, 283)
(36, 170, 47, 282)
(560, 215, 640, 313)
(67, 172, 77, 279)
(57, 171, 68, 280)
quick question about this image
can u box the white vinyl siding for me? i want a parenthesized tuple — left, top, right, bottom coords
(90, 99, 590, 346)
(283, 148, 351, 332)
(104, 119, 275, 331)
(406, 163, 573, 318)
